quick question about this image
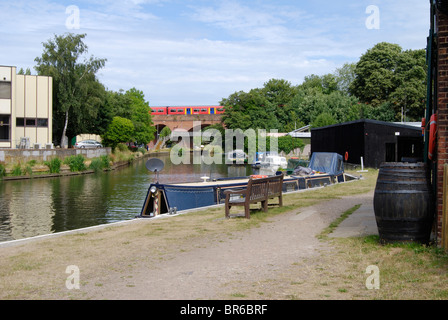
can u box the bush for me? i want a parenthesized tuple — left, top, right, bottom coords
(24, 164, 33, 176)
(277, 136, 305, 155)
(45, 158, 62, 173)
(0, 163, 5, 178)
(64, 155, 86, 172)
(159, 126, 172, 139)
(12, 163, 22, 176)
(27, 160, 37, 167)
(89, 158, 104, 173)
(311, 112, 337, 128)
(100, 155, 111, 170)
(115, 143, 128, 153)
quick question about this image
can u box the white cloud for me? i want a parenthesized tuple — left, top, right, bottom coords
(0, 0, 430, 106)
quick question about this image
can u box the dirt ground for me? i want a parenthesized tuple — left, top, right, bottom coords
(0, 186, 376, 300)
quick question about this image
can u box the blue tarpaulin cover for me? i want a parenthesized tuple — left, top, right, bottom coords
(309, 152, 344, 176)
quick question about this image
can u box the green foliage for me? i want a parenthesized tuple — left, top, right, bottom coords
(286, 88, 359, 125)
(64, 155, 87, 172)
(115, 143, 129, 152)
(100, 155, 111, 169)
(277, 136, 305, 155)
(220, 89, 279, 131)
(349, 42, 427, 121)
(44, 158, 62, 173)
(27, 160, 37, 167)
(0, 163, 6, 178)
(88, 155, 112, 173)
(311, 113, 337, 128)
(18, 67, 32, 75)
(102, 117, 135, 150)
(12, 163, 22, 176)
(159, 126, 172, 139)
(24, 164, 33, 176)
(127, 88, 156, 145)
(34, 33, 107, 146)
(220, 42, 426, 132)
(89, 158, 103, 173)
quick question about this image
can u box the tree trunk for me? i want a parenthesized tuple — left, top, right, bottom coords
(61, 110, 69, 148)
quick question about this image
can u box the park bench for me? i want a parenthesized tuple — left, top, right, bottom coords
(224, 174, 284, 219)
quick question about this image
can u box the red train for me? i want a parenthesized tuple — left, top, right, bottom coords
(150, 106, 225, 115)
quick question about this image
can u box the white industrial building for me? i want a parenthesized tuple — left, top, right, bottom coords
(0, 65, 53, 149)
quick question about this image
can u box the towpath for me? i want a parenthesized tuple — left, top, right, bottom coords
(74, 191, 376, 300)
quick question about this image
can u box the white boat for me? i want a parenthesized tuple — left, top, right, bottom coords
(226, 149, 248, 164)
(258, 154, 288, 171)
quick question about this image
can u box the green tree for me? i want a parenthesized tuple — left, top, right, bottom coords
(299, 74, 339, 95)
(261, 79, 298, 107)
(18, 67, 32, 75)
(311, 112, 337, 128)
(102, 117, 135, 150)
(261, 79, 300, 132)
(334, 63, 356, 95)
(220, 89, 278, 130)
(34, 33, 106, 147)
(159, 126, 172, 139)
(350, 42, 402, 106)
(126, 88, 156, 145)
(391, 49, 427, 121)
(349, 42, 426, 121)
(277, 136, 305, 155)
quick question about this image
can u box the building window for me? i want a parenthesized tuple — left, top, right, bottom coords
(0, 115, 10, 141)
(0, 82, 11, 99)
(37, 118, 48, 127)
(16, 118, 24, 127)
(16, 117, 48, 128)
(26, 118, 36, 126)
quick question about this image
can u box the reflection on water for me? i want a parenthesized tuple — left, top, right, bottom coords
(0, 153, 253, 242)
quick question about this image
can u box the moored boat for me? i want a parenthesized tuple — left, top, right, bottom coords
(226, 149, 248, 164)
(139, 152, 349, 217)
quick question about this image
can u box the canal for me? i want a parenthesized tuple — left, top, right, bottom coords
(0, 153, 254, 243)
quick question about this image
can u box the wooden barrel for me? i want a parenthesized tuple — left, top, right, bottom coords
(373, 162, 434, 244)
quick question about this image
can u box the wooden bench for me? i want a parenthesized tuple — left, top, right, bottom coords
(224, 174, 284, 219)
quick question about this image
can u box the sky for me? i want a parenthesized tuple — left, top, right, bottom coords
(0, 0, 430, 106)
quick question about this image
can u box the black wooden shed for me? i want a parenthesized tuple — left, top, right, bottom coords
(310, 119, 423, 168)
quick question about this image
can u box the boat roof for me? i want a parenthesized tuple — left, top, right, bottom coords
(309, 152, 344, 175)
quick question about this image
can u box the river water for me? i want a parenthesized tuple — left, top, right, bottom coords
(0, 153, 254, 243)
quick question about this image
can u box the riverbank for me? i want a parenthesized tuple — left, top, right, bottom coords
(1, 169, 447, 300)
(0, 148, 170, 181)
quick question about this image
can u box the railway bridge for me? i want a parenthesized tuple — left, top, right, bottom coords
(149, 106, 225, 149)
(152, 114, 223, 134)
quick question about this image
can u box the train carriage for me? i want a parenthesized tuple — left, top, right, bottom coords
(150, 106, 225, 115)
(150, 107, 168, 115)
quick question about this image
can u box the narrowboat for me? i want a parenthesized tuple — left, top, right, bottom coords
(139, 152, 349, 218)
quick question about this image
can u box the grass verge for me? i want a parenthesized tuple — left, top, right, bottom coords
(1, 168, 447, 300)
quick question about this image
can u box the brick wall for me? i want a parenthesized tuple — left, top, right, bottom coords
(436, 9, 448, 245)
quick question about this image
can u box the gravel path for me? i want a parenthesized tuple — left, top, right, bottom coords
(76, 191, 374, 300)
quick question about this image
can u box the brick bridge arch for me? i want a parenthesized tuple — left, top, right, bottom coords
(152, 114, 223, 133)
(150, 114, 224, 148)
